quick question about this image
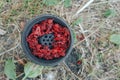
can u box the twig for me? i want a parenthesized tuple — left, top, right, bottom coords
(0, 43, 20, 56)
(91, 0, 120, 6)
(73, 26, 100, 48)
(74, 0, 94, 17)
(78, 24, 89, 47)
(73, 18, 107, 48)
(15, 56, 25, 65)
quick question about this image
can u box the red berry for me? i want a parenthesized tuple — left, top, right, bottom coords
(77, 60, 82, 65)
(77, 34, 84, 41)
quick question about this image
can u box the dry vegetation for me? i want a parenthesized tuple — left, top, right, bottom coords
(0, 0, 120, 80)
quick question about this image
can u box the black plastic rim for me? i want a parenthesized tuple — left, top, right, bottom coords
(21, 14, 73, 66)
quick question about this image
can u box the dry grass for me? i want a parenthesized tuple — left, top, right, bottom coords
(0, 0, 120, 80)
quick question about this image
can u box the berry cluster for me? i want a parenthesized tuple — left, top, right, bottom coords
(27, 19, 70, 60)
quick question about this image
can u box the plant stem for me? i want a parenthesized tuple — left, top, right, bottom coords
(22, 76, 27, 80)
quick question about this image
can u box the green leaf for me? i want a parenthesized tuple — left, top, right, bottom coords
(72, 18, 82, 26)
(104, 9, 116, 18)
(6, 0, 12, 2)
(97, 53, 103, 62)
(23, 62, 43, 79)
(4, 59, 16, 80)
(42, 0, 59, 6)
(109, 34, 120, 45)
(64, 0, 71, 8)
(72, 30, 77, 43)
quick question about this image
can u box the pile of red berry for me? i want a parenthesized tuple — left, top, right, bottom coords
(27, 19, 70, 60)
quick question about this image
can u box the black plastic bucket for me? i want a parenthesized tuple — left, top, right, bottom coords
(21, 14, 73, 66)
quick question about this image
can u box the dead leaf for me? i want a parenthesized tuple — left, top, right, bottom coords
(20, 21, 25, 31)
(0, 28, 6, 35)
